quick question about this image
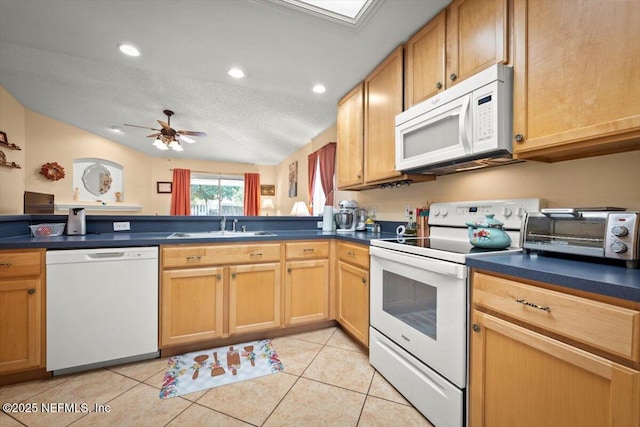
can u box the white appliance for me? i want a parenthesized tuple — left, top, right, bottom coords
(369, 198, 543, 427)
(335, 200, 358, 232)
(395, 64, 516, 175)
(46, 247, 159, 374)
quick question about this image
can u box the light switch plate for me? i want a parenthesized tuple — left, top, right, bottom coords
(113, 221, 130, 231)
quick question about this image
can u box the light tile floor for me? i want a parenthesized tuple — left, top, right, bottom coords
(0, 327, 434, 427)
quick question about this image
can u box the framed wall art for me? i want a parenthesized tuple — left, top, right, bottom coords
(288, 161, 298, 198)
(260, 184, 275, 196)
(157, 181, 172, 193)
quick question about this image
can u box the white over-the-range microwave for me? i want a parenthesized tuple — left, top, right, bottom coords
(395, 64, 517, 175)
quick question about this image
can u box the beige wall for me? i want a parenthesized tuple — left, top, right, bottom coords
(355, 151, 640, 221)
(0, 86, 26, 214)
(0, 85, 277, 215)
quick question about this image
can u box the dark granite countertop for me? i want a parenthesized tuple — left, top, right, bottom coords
(0, 229, 393, 249)
(467, 253, 640, 302)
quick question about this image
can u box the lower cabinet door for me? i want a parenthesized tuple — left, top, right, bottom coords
(284, 259, 329, 326)
(229, 263, 281, 335)
(337, 261, 369, 346)
(470, 309, 640, 427)
(160, 267, 224, 347)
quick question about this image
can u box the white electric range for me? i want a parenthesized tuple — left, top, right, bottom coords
(369, 198, 543, 427)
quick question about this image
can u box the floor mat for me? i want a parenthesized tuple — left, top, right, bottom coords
(159, 339, 284, 398)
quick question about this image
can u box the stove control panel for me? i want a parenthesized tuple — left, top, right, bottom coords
(428, 198, 545, 230)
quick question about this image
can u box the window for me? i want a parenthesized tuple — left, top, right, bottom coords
(190, 174, 244, 216)
(311, 158, 326, 216)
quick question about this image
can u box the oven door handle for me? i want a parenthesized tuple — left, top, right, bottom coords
(370, 246, 467, 279)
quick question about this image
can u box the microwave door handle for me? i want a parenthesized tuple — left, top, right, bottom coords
(458, 96, 472, 153)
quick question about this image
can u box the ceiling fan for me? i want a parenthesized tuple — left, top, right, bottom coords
(124, 109, 207, 151)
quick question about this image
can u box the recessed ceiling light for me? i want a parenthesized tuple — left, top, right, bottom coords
(117, 43, 140, 57)
(228, 68, 245, 79)
(312, 84, 326, 94)
(109, 126, 122, 133)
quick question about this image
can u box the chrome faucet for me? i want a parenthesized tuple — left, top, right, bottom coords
(220, 216, 226, 231)
(232, 219, 238, 232)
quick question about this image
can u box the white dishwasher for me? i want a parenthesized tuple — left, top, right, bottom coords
(46, 247, 159, 374)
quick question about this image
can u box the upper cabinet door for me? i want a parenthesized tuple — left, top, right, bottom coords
(447, 0, 508, 87)
(512, 0, 640, 161)
(336, 83, 365, 189)
(404, 11, 446, 109)
(364, 45, 404, 183)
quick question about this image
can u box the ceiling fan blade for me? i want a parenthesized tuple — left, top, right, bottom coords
(176, 134, 196, 144)
(157, 120, 171, 129)
(124, 123, 161, 131)
(177, 130, 207, 137)
(146, 133, 161, 138)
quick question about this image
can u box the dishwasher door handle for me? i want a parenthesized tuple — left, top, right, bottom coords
(86, 252, 126, 260)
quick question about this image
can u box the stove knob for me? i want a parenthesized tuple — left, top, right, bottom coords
(432, 208, 441, 217)
(611, 242, 628, 254)
(516, 207, 526, 217)
(441, 208, 448, 217)
(502, 207, 513, 218)
(611, 225, 629, 237)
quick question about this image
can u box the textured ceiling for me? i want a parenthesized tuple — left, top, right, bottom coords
(0, 0, 448, 165)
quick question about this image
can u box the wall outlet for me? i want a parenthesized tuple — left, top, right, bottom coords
(404, 204, 412, 217)
(317, 221, 323, 228)
(113, 221, 130, 231)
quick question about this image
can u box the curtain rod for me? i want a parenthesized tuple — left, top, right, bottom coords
(169, 168, 243, 177)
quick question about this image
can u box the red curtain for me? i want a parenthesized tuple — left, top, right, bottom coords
(170, 168, 191, 216)
(307, 151, 319, 212)
(244, 173, 260, 216)
(318, 142, 337, 206)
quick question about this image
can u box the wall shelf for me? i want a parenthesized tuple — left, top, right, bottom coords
(0, 141, 21, 151)
(0, 161, 21, 169)
(55, 202, 143, 212)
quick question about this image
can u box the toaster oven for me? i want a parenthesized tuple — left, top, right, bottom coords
(522, 209, 639, 268)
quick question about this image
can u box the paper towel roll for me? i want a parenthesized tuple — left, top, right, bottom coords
(322, 206, 335, 231)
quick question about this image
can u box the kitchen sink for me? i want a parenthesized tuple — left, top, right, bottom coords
(167, 231, 276, 239)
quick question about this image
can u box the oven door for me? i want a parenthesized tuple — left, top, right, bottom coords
(369, 245, 467, 388)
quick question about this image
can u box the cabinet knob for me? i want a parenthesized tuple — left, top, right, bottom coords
(449, 73, 457, 81)
(231, 272, 237, 279)
(436, 81, 442, 90)
(28, 288, 36, 295)
(287, 268, 292, 273)
(362, 278, 367, 284)
(472, 323, 481, 333)
(216, 274, 222, 280)
(514, 134, 524, 143)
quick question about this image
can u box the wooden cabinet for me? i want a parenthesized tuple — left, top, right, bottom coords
(404, 0, 507, 109)
(404, 11, 446, 108)
(364, 45, 404, 183)
(446, 0, 507, 88)
(160, 243, 282, 347)
(337, 83, 365, 188)
(0, 249, 45, 374)
(284, 241, 330, 326)
(160, 267, 224, 347)
(470, 271, 640, 427)
(337, 48, 435, 190)
(336, 242, 370, 347)
(229, 263, 281, 335)
(512, 0, 640, 162)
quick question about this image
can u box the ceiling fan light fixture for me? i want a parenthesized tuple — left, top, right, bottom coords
(168, 140, 182, 151)
(156, 142, 169, 151)
(228, 68, 245, 79)
(117, 43, 140, 57)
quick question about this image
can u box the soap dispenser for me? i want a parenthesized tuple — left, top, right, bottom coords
(66, 208, 86, 235)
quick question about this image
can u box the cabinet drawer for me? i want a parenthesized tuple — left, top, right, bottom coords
(162, 243, 281, 268)
(473, 272, 640, 362)
(337, 242, 369, 269)
(285, 241, 329, 260)
(0, 250, 43, 279)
